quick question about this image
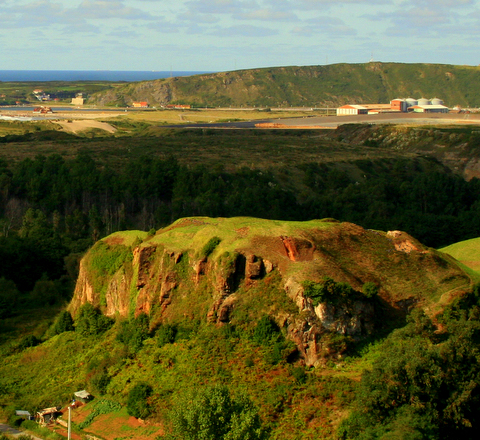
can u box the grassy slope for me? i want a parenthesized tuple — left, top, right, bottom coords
(440, 237, 480, 274)
(88, 63, 480, 108)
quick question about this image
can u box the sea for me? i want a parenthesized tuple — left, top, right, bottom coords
(0, 70, 213, 82)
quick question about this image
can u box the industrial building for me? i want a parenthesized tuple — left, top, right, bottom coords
(408, 104, 449, 113)
(337, 97, 448, 116)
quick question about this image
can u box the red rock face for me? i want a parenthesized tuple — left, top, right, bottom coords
(280, 236, 316, 262)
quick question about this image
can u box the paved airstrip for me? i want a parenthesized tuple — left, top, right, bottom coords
(169, 111, 480, 129)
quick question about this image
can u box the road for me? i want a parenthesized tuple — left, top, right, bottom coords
(0, 423, 44, 440)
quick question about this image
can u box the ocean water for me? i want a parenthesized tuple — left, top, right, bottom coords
(0, 70, 212, 82)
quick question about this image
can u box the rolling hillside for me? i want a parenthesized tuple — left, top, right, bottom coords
(87, 62, 480, 108)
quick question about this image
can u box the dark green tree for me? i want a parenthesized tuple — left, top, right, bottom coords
(167, 385, 267, 440)
(0, 277, 19, 318)
(75, 303, 112, 337)
(127, 383, 152, 419)
(54, 310, 74, 334)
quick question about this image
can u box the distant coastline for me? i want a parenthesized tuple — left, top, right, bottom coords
(0, 70, 214, 82)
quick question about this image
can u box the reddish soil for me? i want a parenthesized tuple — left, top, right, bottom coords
(48, 425, 83, 440)
(87, 413, 164, 440)
(104, 235, 126, 245)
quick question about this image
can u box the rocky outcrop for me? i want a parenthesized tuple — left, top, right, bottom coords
(69, 217, 474, 367)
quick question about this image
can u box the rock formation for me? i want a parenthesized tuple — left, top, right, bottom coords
(69, 217, 472, 366)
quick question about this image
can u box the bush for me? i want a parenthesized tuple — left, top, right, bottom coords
(53, 310, 74, 334)
(302, 278, 356, 306)
(30, 277, 62, 306)
(362, 282, 379, 299)
(201, 236, 221, 258)
(90, 369, 110, 395)
(290, 367, 307, 385)
(253, 315, 281, 345)
(156, 324, 177, 347)
(166, 385, 267, 440)
(127, 383, 152, 419)
(0, 277, 20, 318)
(116, 313, 150, 353)
(339, 298, 480, 439)
(75, 303, 113, 337)
(17, 335, 40, 350)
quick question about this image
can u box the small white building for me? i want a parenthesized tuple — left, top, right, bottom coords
(71, 97, 84, 106)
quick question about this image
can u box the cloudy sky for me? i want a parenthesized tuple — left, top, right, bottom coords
(0, 0, 479, 71)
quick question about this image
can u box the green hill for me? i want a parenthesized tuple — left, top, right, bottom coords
(441, 237, 480, 274)
(88, 62, 480, 108)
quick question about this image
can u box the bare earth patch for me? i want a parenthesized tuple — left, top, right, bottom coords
(56, 119, 117, 134)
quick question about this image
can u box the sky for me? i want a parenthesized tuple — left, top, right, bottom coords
(0, 0, 479, 71)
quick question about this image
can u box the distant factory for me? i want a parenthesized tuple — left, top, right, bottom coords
(337, 97, 449, 116)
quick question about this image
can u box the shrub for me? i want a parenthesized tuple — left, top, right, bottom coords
(17, 335, 40, 350)
(30, 277, 61, 306)
(117, 313, 150, 353)
(362, 282, 379, 299)
(290, 367, 307, 385)
(75, 303, 113, 337)
(53, 310, 74, 334)
(90, 369, 110, 395)
(156, 324, 177, 347)
(0, 277, 20, 318)
(302, 278, 356, 306)
(303, 277, 376, 306)
(166, 385, 267, 440)
(127, 383, 152, 419)
(253, 315, 281, 345)
(201, 236, 221, 258)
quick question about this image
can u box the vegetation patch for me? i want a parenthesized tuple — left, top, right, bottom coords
(302, 278, 376, 306)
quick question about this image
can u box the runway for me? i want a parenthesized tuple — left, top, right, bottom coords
(168, 111, 480, 129)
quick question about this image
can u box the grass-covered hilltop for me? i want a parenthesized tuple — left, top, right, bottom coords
(87, 62, 480, 108)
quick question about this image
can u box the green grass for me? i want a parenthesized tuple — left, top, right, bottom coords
(440, 237, 480, 274)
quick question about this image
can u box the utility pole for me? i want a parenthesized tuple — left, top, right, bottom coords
(68, 406, 71, 440)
